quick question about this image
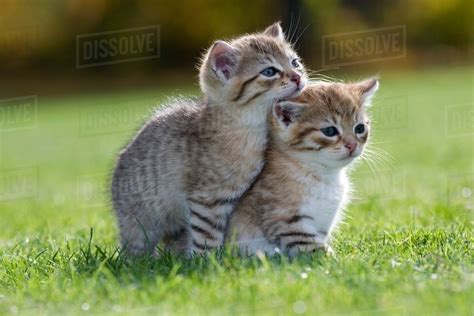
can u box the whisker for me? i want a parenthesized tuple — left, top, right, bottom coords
(361, 147, 394, 170)
(306, 67, 340, 75)
(289, 11, 302, 45)
(287, 11, 294, 42)
(295, 23, 311, 50)
(306, 71, 344, 84)
(308, 75, 340, 83)
(360, 155, 383, 180)
(308, 77, 334, 83)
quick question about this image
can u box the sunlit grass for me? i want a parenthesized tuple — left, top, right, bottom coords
(0, 66, 472, 315)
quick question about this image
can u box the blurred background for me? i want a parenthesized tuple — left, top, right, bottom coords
(0, 0, 472, 96)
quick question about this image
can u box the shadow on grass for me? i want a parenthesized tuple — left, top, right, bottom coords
(72, 228, 329, 283)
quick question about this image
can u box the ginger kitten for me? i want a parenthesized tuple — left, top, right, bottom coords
(226, 79, 379, 256)
(111, 23, 307, 256)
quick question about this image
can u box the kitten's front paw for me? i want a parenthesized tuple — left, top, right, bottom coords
(287, 241, 325, 257)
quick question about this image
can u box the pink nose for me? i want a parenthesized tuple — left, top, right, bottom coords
(290, 73, 301, 86)
(345, 142, 357, 153)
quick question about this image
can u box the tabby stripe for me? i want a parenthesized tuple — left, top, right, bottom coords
(286, 240, 315, 248)
(292, 146, 320, 151)
(191, 209, 225, 231)
(262, 55, 273, 63)
(277, 232, 316, 238)
(170, 226, 187, 238)
(265, 224, 282, 239)
(191, 224, 216, 241)
(244, 89, 267, 104)
(297, 127, 319, 139)
(233, 75, 259, 101)
(188, 196, 240, 209)
(286, 215, 314, 224)
(350, 107, 356, 116)
(290, 128, 319, 147)
(192, 240, 207, 250)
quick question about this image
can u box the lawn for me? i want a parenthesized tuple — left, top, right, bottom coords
(0, 66, 472, 315)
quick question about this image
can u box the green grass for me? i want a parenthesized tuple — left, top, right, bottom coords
(0, 66, 473, 315)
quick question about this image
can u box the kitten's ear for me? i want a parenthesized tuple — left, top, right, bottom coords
(263, 22, 285, 41)
(273, 101, 305, 127)
(354, 78, 379, 107)
(208, 41, 238, 81)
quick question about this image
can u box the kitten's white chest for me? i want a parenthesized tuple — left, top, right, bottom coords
(299, 172, 348, 240)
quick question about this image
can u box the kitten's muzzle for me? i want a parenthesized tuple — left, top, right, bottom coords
(345, 142, 357, 155)
(290, 73, 301, 87)
(277, 84, 303, 102)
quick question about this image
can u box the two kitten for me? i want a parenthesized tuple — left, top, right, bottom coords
(111, 22, 378, 257)
(111, 23, 307, 256)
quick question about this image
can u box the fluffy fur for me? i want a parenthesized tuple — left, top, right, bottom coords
(226, 79, 379, 256)
(111, 23, 308, 256)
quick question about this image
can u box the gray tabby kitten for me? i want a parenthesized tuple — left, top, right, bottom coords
(111, 23, 308, 256)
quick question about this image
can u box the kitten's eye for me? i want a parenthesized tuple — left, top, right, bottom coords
(355, 124, 365, 134)
(321, 126, 339, 137)
(291, 58, 300, 68)
(260, 67, 278, 77)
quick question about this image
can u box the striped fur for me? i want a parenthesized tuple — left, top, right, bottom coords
(111, 22, 308, 256)
(226, 80, 379, 256)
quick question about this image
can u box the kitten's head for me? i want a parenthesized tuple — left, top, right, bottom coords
(199, 22, 307, 107)
(271, 79, 379, 169)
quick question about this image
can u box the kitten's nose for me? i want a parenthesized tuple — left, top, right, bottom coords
(290, 73, 301, 86)
(345, 142, 357, 154)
